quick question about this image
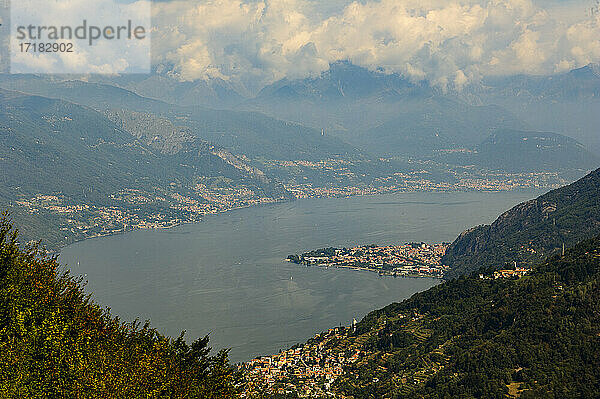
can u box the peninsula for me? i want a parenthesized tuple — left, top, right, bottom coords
(287, 243, 449, 278)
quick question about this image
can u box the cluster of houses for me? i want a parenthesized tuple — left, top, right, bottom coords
(291, 242, 450, 278)
(492, 268, 529, 279)
(14, 185, 281, 246)
(479, 268, 529, 280)
(240, 327, 361, 398)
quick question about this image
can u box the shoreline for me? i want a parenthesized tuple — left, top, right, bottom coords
(57, 188, 543, 362)
(288, 260, 444, 279)
(53, 186, 544, 256)
(51, 198, 289, 256)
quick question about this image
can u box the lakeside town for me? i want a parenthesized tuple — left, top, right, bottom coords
(239, 325, 360, 398)
(240, 259, 536, 398)
(9, 164, 564, 251)
(287, 243, 450, 278)
(262, 158, 566, 199)
(12, 186, 283, 250)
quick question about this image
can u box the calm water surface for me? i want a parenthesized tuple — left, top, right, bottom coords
(60, 191, 540, 362)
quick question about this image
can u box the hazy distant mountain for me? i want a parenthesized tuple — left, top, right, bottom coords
(474, 130, 599, 172)
(94, 74, 246, 109)
(182, 108, 361, 160)
(0, 72, 247, 109)
(241, 62, 536, 161)
(351, 98, 524, 157)
(255, 61, 432, 104)
(1, 65, 595, 172)
(432, 129, 599, 174)
(479, 64, 600, 101)
(0, 75, 359, 161)
(0, 75, 168, 112)
(241, 61, 436, 133)
(242, 62, 599, 174)
(465, 64, 600, 154)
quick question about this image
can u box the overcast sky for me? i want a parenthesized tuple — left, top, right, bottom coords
(149, 0, 599, 91)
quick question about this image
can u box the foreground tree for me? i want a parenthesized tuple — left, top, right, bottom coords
(0, 215, 239, 398)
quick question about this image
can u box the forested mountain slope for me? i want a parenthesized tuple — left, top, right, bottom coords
(0, 89, 287, 249)
(0, 76, 360, 161)
(332, 234, 600, 398)
(443, 167, 600, 279)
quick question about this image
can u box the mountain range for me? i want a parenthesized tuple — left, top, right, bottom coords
(0, 75, 359, 161)
(4, 162, 600, 398)
(1, 62, 598, 161)
(1, 63, 598, 248)
(238, 61, 599, 158)
(465, 63, 600, 154)
(2, 61, 600, 397)
(0, 88, 289, 247)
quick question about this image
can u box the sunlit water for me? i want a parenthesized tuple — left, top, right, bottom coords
(60, 190, 540, 362)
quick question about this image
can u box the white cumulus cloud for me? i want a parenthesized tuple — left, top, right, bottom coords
(151, 0, 600, 90)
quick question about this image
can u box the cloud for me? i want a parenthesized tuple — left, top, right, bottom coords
(9, 0, 151, 74)
(152, 0, 599, 90)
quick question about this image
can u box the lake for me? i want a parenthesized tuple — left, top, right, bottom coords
(60, 190, 540, 362)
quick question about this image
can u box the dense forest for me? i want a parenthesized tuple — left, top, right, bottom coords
(0, 215, 238, 398)
(331, 234, 600, 398)
(443, 167, 600, 279)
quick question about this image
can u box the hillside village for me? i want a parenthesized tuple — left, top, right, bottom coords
(240, 326, 360, 397)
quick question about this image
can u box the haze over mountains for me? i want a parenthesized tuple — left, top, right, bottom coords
(0, 74, 358, 161)
(470, 64, 600, 153)
(242, 62, 599, 157)
(116, 62, 598, 159)
(2, 0, 599, 396)
(0, 62, 598, 248)
(2, 61, 598, 159)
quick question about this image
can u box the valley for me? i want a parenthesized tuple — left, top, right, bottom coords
(2, 1, 600, 397)
(2, 64, 598, 251)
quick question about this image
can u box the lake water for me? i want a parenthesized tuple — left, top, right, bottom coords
(60, 190, 540, 362)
